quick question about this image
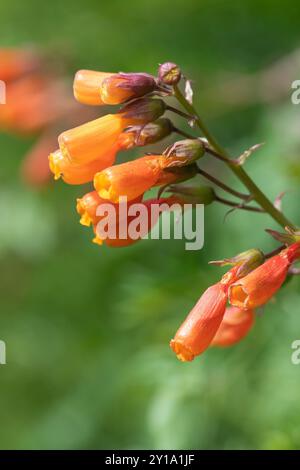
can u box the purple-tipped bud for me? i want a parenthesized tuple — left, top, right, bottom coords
(158, 62, 181, 85)
(123, 118, 173, 147)
(119, 98, 166, 124)
(101, 72, 156, 105)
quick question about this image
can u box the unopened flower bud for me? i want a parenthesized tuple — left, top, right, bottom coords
(163, 139, 205, 166)
(158, 62, 181, 85)
(210, 248, 265, 278)
(168, 184, 215, 205)
(120, 118, 173, 148)
(119, 98, 166, 124)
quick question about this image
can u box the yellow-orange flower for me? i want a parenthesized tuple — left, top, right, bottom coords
(73, 70, 156, 106)
(49, 147, 117, 185)
(58, 114, 126, 165)
(57, 98, 166, 165)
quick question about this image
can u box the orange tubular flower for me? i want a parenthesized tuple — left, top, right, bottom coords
(94, 154, 198, 203)
(57, 98, 165, 166)
(170, 266, 240, 362)
(94, 155, 163, 203)
(211, 307, 255, 347)
(229, 243, 300, 309)
(52, 119, 173, 185)
(49, 147, 117, 185)
(58, 113, 129, 165)
(74, 70, 157, 106)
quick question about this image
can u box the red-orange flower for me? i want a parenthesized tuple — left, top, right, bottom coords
(74, 70, 157, 106)
(211, 307, 255, 347)
(229, 243, 300, 309)
(170, 266, 240, 361)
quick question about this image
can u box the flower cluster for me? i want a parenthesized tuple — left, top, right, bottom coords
(171, 243, 300, 361)
(49, 63, 213, 245)
(49, 61, 300, 363)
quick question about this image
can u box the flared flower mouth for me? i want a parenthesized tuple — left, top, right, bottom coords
(228, 284, 249, 308)
(170, 339, 195, 362)
(94, 172, 118, 203)
(92, 234, 103, 246)
(49, 150, 63, 180)
(76, 198, 93, 227)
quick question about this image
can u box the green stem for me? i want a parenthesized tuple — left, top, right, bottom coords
(197, 167, 250, 201)
(215, 195, 265, 213)
(173, 84, 295, 229)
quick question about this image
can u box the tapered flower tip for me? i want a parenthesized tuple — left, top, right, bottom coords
(158, 62, 181, 85)
(49, 150, 63, 180)
(73, 70, 112, 105)
(211, 307, 255, 347)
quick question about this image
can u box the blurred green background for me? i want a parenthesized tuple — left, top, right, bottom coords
(1, 0, 300, 450)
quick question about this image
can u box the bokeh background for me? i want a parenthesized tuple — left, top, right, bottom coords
(1, 0, 300, 450)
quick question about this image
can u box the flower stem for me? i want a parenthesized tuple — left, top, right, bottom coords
(197, 168, 250, 201)
(215, 195, 265, 213)
(173, 84, 296, 229)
